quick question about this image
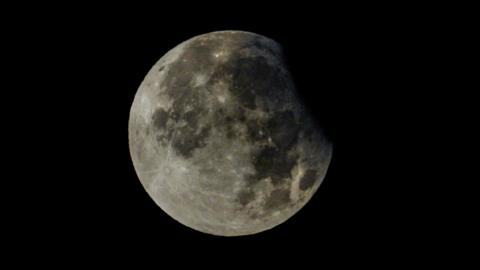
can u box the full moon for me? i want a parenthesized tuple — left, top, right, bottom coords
(128, 31, 332, 236)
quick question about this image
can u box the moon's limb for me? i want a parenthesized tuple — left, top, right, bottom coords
(129, 31, 332, 236)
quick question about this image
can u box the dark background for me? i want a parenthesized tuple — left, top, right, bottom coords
(6, 3, 462, 265)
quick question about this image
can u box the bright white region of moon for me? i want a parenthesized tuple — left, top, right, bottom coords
(128, 31, 333, 236)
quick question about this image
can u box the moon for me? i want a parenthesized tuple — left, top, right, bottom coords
(128, 31, 332, 236)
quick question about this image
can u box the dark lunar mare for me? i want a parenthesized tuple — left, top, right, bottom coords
(152, 35, 306, 210)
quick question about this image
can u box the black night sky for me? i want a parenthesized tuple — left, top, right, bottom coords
(5, 3, 458, 266)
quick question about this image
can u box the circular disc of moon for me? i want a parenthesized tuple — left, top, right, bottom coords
(128, 31, 332, 236)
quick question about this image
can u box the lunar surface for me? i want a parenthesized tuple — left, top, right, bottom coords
(128, 31, 332, 236)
